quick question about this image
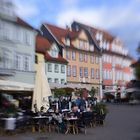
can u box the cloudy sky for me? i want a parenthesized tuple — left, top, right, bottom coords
(14, 0, 140, 59)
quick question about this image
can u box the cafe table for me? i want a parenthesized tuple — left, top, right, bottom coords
(64, 117, 79, 134)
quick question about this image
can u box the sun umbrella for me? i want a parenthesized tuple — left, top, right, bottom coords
(32, 54, 52, 112)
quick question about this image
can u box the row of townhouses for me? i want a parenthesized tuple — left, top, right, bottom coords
(0, 0, 134, 107)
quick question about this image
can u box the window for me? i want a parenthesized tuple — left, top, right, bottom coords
(4, 27, 10, 40)
(84, 67, 88, 78)
(35, 55, 38, 64)
(79, 40, 87, 50)
(72, 51, 76, 60)
(24, 31, 31, 45)
(61, 65, 65, 73)
(84, 53, 88, 62)
(54, 64, 59, 73)
(3, 51, 11, 69)
(48, 78, 52, 83)
(50, 46, 58, 58)
(84, 41, 87, 50)
(95, 56, 99, 64)
(103, 70, 106, 79)
(79, 67, 83, 77)
(48, 63, 52, 72)
(67, 65, 71, 76)
(15, 54, 22, 70)
(91, 68, 94, 78)
(61, 79, 65, 84)
(66, 50, 71, 59)
(79, 52, 83, 62)
(90, 44, 94, 51)
(79, 40, 83, 49)
(0, 20, 4, 38)
(90, 55, 94, 63)
(96, 69, 99, 79)
(107, 71, 110, 79)
(54, 78, 59, 84)
(65, 38, 70, 46)
(72, 65, 77, 77)
(23, 56, 30, 71)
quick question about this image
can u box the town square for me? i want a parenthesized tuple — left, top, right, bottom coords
(0, 0, 140, 140)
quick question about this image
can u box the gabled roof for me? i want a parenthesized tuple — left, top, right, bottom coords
(72, 21, 114, 42)
(43, 23, 80, 45)
(36, 35, 52, 54)
(36, 35, 68, 64)
(43, 22, 101, 53)
(16, 17, 35, 30)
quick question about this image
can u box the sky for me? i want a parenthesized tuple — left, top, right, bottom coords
(13, 0, 140, 59)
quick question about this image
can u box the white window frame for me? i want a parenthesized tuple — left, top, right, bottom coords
(72, 51, 76, 60)
(54, 64, 59, 73)
(48, 63, 52, 72)
(54, 78, 59, 84)
(15, 54, 22, 70)
(23, 55, 31, 71)
(48, 78, 52, 83)
(61, 79, 65, 84)
(84, 67, 88, 78)
(61, 65, 65, 73)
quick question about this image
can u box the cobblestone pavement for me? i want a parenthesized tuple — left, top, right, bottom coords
(0, 104, 140, 140)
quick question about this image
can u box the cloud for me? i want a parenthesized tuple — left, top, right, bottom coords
(56, 0, 140, 58)
(13, 0, 39, 18)
(57, 0, 140, 29)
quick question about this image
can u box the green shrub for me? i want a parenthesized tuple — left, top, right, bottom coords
(94, 103, 108, 115)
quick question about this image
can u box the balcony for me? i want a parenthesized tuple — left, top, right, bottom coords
(0, 67, 15, 76)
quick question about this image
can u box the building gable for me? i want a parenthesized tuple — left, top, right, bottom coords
(48, 43, 59, 58)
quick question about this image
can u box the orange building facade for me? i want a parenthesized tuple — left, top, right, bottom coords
(72, 22, 134, 98)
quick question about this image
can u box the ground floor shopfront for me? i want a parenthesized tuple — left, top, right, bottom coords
(0, 80, 34, 110)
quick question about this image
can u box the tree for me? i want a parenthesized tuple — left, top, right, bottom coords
(134, 43, 140, 80)
(53, 88, 66, 98)
(136, 42, 140, 55)
(134, 62, 140, 80)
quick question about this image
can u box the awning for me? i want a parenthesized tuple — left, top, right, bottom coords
(0, 80, 34, 91)
(103, 90, 116, 94)
(126, 88, 140, 93)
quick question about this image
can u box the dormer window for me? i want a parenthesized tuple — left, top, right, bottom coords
(90, 44, 94, 51)
(103, 41, 107, 49)
(76, 25, 79, 31)
(95, 32, 100, 40)
(65, 37, 70, 46)
(49, 44, 58, 58)
(106, 42, 110, 50)
(99, 40, 103, 48)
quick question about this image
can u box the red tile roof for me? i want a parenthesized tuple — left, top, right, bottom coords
(36, 35, 51, 54)
(36, 35, 68, 64)
(16, 17, 35, 30)
(45, 52, 68, 64)
(44, 23, 79, 45)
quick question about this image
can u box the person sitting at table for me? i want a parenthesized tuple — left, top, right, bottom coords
(52, 110, 66, 133)
(72, 106, 81, 118)
(86, 104, 92, 112)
